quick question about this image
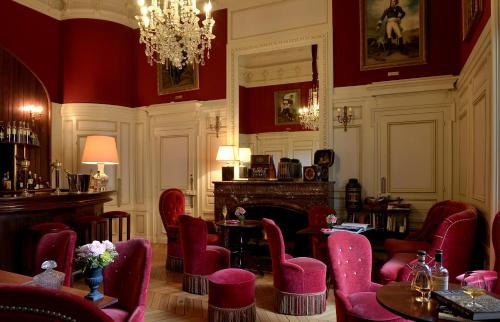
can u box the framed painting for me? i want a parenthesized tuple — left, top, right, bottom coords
(157, 62, 199, 95)
(462, 0, 483, 41)
(274, 89, 301, 125)
(360, 0, 426, 70)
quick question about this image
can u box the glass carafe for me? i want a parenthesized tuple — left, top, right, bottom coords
(410, 250, 432, 302)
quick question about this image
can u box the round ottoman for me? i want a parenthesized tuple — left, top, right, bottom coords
(208, 268, 256, 322)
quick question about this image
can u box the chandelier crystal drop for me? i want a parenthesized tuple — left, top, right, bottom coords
(135, 0, 215, 69)
(298, 86, 320, 130)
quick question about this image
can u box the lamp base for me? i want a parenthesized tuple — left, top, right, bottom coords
(222, 166, 234, 181)
(239, 166, 248, 178)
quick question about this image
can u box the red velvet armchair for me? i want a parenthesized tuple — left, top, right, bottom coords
(159, 188, 221, 272)
(379, 205, 477, 284)
(328, 231, 408, 322)
(307, 205, 336, 263)
(0, 284, 113, 322)
(102, 238, 152, 322)
(384, 200, 472, 258)
(178, 214, 230, 295)
(34, 230, 77, 287)
(262, 218, 327, 315)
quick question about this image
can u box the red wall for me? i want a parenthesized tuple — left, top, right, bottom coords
(459, 0, 491, 67)
(332, 0, 461, 87)
(239, 82, 313, 134)
(61, 19, 136, 107)
(134, 9, 227, 107)
(0, 1, 61, 103)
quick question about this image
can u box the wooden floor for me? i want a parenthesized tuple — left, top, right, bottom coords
(144, 244, 338, 322)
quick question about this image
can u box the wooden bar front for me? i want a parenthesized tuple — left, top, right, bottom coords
(0, 191, 113, 273)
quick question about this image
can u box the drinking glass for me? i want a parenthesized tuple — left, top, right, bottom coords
(461, 271, 487, 308)
(222, 205, 228, 222)
(412, 269, 432, 302)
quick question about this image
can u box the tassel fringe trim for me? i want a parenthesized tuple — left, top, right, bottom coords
(208, 302, 256, 322)
(166, 255, 183, 272)
(275, 289, 327, 316)
(183, 273, 209, 295)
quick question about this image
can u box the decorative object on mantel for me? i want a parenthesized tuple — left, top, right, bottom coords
(216, 145, 237, 181)
(313, 149, 335, 182)
(336, 106, 353, 132)
(75, 240, 118, 301)
(303, 165, 319, 182)
(298, 44, 320, 130)
(135, 0, 215, 69)
(248, 155, 276, 180)
(278, 157, 302, 181)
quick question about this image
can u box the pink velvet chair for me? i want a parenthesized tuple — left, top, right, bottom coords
(178, 214, 230, 295)
(102, 238, 152, 322)
(379, 205, 477, 284)
(384, 200, 472, 258)
(0, 284, 113, 322)
(159, 188, 221, 272)
(263, 218, 327, 315)
(34, 230, 77, 287)
(328, 231, 408, 322)
(307, 206, 335, 263)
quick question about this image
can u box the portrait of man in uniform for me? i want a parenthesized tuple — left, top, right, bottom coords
(274, 89, 301, 125)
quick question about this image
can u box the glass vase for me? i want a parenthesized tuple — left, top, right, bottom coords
(84, 267, 104, 301)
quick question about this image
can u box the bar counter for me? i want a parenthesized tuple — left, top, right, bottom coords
(0, 191, 114, 273)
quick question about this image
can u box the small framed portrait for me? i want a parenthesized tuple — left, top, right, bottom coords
(157, 62, 199, 95)
(360, 0, 427, 70)
(274, 89, 301, 125)
(462, 0, 483, 41)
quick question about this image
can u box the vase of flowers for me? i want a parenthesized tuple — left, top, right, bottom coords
(235, 207, 246, 223)
(326, 213, 337, 228)
(75, 240, 118, 301)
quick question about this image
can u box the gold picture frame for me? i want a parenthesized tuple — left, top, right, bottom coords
(274, 89, 301, 125)
(360, 0, 427, 70)
(462, 0, 483, 41)
(157, 62, 199, 95)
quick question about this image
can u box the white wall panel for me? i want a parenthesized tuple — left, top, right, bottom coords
(160, 136, 189, 190)
(472, 93, 487, 202)
(333, 125, 361, 189)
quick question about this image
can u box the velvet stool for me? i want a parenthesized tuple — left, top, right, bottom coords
(102, 211, 131, 242)
(74, 216, 108, 246)
(208, 268, 256, 322)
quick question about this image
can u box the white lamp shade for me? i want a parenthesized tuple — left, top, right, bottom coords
(216, 145, 237, 162)
(239, 147, 252, 163)
(81, 136, 119, 164)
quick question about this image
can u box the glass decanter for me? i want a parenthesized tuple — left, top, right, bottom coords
(32, 260, 65, 289)
(410, 250, 432, 302)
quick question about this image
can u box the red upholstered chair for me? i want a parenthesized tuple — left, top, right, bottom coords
(379, 205, 477, 284)
(0, 284, 113, 322)
(34, 230, 77, 287)
(262, 218, 327, 315)
(384, 200, 472, 258)
(102, 238, 152, 322)
(159, 188, 221, 272)
(307, 206, 335, 263)
(328, 231, 408, 322)
(179, 214, 230, 294)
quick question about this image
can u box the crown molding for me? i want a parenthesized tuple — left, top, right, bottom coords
(366, 75, 458, 96)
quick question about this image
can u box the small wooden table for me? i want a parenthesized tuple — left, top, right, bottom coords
(0, 270, 118, 309)
(216, 220, 262, 268)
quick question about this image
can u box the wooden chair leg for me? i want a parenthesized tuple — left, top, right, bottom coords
(108, 218, 113, 242)
(126, 215, 131, 240)
(118, 218, 123, 241)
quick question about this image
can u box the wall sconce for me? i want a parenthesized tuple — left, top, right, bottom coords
(209, 115, 225, 138)
(336, 106, 353, 132)
(21, 105, 43, 123)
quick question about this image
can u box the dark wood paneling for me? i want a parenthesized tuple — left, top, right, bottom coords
(0, 46, 50, 185)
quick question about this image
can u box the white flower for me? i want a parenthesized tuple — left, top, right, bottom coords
(102, 240, 115, 251)
(88, 240, 106, 256)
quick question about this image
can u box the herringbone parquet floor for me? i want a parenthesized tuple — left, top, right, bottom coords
(144, 244, 338, 322)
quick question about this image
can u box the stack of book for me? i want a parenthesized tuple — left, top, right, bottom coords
(432, 290, 500, 321)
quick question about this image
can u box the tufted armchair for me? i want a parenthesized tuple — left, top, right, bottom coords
(263, 218, 327, 315)
(384, 200, 472, 258)
(379, 205, 477, 284)
(307, 206, 336, 264)
(159, 188, 221, 272)
(102, 238, 152, 322)
(328, 231, 408, 322)
(178, 215, 230, 295)
(34, 230, 77, 287)
(0, 284, 113, 322)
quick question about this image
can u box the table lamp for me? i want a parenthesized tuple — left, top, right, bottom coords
(239, 147, 252, 178)
(81, 135, 119, 191)
(216, 145, 237, 181)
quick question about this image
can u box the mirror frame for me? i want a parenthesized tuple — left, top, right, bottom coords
(226, 24, 333, 149)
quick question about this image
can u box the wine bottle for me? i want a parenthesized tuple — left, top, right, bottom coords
(6, 122, 11, 142)
(11, 121, 17, 142)
(27, 171, 33, 190)
(431, 249, 449, 291)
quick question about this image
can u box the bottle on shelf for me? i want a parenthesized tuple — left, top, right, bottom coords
(17, 169, 24, 190)
(17, 121, 23, 143)
(3, 172, 12, 190)
(34, 173, 39, 190)
(410, 250, 432, 302)
(27, 171, 33, 190)
(6, 121, 11, 142)
(0, 121, 5, 142)
(11, 121, 17, 142)
(431, 249, 449, 291)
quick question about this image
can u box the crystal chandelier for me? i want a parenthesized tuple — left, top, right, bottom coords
(135, 0, 215, 69)
(298, 45, 320, 130)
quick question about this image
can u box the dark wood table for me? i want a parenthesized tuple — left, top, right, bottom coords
(376, 281, 463, 322)
(216, 219, 262, 268)
(0, 269, 118, 309)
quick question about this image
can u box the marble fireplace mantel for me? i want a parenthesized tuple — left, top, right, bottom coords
(213, 180, 335, 221)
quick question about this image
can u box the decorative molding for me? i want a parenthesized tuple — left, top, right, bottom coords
(239, 61, 311, 87)
(366, 75, 458, 96)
